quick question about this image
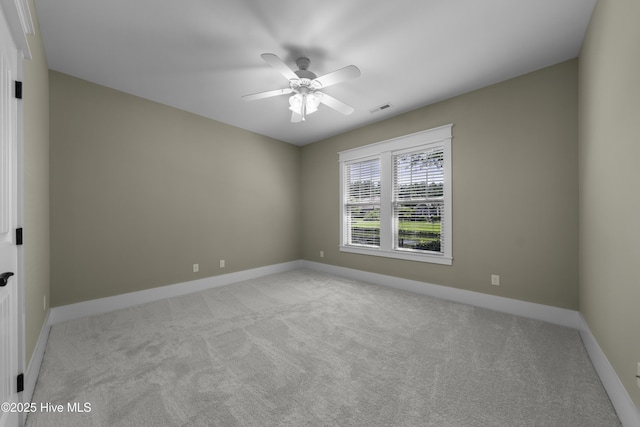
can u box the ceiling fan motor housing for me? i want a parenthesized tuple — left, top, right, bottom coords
(294, 57, 318, 80)
(294, 69, 317, 80)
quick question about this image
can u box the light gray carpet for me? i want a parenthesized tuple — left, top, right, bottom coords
(27, 269, 620, 426)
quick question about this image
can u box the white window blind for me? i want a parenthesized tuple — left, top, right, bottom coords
(344, 158, 381, 247)
(393, 147, 444, 254)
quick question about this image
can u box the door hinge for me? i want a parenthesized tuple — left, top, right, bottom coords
(17, 373, 24, 393)
(16, 228, 23, 245)
(14, 81, 23, 99)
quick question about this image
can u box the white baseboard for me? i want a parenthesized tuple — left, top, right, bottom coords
(23, 309, 51, 407)
(25, 259, 639, 426)
(578, 314, 640, 427)
(48, 260, 301, 325)
(23, 260, 300, 410)
(301, 260, 579, 328)
(24, 261, 300, 409)
(302, 261, 640, 426)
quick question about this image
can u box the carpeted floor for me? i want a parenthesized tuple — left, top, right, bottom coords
(26, 269, 620, 426)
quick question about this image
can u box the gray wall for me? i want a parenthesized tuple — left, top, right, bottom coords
(22, 0, 640, 410)
(27, 0, 640, 408)
(579, 0, 640, 405)
(49, 71, 301, 306)
(301, 60, 579, 310)
(23, 0, 50, 368)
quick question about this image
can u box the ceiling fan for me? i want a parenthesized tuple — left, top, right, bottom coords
(242, 53, 361, 123)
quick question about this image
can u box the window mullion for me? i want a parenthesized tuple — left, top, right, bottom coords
(379, 151, 393, 251)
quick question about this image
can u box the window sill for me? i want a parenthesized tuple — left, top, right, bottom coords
(339, 245, 452, 265)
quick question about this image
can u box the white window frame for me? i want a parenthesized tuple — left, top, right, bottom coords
(339, 124, 452, 265)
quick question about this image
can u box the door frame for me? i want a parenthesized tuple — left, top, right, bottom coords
(0, 0, 32, 425)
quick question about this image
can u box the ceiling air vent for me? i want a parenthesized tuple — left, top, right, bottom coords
(370, 102, 392, 114)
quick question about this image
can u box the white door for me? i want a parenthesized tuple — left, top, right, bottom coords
(0, 3, 20, 427)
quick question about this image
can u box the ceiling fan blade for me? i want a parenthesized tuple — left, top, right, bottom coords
(242, 87, 293, 101)
(291, 111, 303, 123)
(314, 65, 360, 88)
(261, 53, 299, 81)
(319, 93, 355, 115)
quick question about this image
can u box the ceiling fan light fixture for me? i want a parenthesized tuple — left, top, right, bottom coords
(289, 92, 322, 116)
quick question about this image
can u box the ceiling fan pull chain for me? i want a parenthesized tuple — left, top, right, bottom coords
(301, 94, 307, 121)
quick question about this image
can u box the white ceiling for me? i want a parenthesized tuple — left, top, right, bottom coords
(33, 0, 596, 146)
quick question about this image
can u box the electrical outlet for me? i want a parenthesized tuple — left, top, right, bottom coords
(636, 362, 640, 389)
(43, 295, 46, 311)
(320, 251, 324, 258)
(220, 260, 225, 268)
(491, 275, 500, 286)
(193, 264, 199, 273)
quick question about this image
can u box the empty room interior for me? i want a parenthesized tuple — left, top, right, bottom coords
(2, 0, 639, 425)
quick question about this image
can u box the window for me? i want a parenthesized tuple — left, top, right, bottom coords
(344, 158, 381, 247)
(339, 124, 452, 265)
